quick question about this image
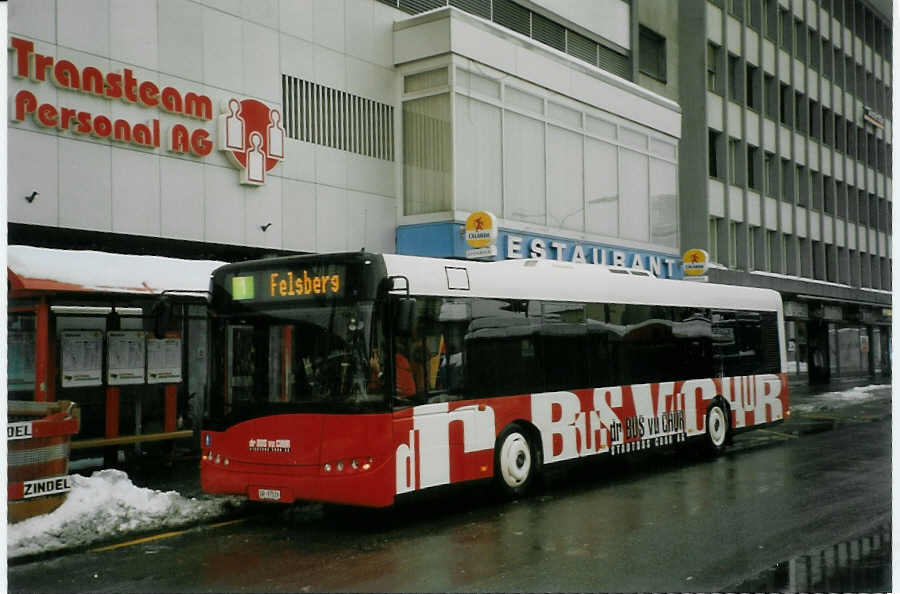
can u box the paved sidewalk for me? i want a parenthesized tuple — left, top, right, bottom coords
(732, 375, 892, 450)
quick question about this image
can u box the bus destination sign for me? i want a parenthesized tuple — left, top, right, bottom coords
(231, 267, 345, 302)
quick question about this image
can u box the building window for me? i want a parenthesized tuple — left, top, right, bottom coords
(822, 39, 832, 79)
(765, 152, 777, 197)
(780, 9, 792, 51)
(822, 107, 833, 146)
(780, 83, 791, 125)
(746, 64, 760, 111)
(747, 145, 760, 190)
(836, 181, 846, 218)
(795, 164, 807, 207)
(748, 227, 757, 270)
(764, 0, 778, 40)
(709, 129, 721, 178)
(728, 55, 742, 101)
(794, 19, 806, 61)
(812, 241, 823, 280)
(764, 74, 777, 117)
(858, 191, 868, 226)
(728, 138, 740, 185)
(823, 175, 834, 214)
(728, 0, 744, 18)
(729, 221, 738, 267)
(834, 114, 844, 152)
(709, 217, 719, 262)
(748, 0, 762, 29)
(800, 238, 811, 278)
(834, 47, 843, 84)
(781, 234, 790, 275)
(868, 193, 878, 228)
(707, 43, 722, 93)
(766, 230, 777, 272)
(639, 26, 667, 82)
(781, 158, 792, 202)
(811, 173, 822, 210)
(809, 100, 820, 139)
(794, 92, 806, 132)
(808, 29, 820, 69)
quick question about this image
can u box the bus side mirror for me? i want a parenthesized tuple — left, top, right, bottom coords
(395, 298, 416, 337)
(151, 297, 172, 339)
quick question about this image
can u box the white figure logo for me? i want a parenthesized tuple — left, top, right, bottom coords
(268, 110, 284, 159)
(217, 97, 286, 186)
(244, 132, 266, 185)
(224, 99, 245, 151)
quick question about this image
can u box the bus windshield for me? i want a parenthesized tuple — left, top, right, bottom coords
(209, 301, 387, 426)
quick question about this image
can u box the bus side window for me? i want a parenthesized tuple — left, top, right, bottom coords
(465, 298, 542, 397)
(585, 303, 614, 388)
(540, 302, 588, 391)
(433, 298, 468, 397)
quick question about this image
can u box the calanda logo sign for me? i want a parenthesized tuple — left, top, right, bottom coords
(9, 36, 284, 186)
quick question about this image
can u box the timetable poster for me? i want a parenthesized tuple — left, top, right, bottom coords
(8, 331, 36, 391)
(60, 330, 103, 387)
(148, 338, 182, 384)
(107, 331, 147, 385)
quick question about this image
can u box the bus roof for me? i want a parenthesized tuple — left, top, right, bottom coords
(381, 254, 782, 312)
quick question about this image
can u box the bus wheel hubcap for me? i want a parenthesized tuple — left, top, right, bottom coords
(709, 407, 726, 446)
(500, 433, 531, 487)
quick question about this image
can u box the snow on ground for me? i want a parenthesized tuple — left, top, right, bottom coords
(790, 383, 892, 413)
(8, 469, 243, 559)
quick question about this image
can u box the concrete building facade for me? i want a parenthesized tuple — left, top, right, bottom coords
(676, 0, 892, 382)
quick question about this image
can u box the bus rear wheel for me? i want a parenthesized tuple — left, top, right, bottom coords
(705, 400, 730, 454)
(494, 424, 538, 498)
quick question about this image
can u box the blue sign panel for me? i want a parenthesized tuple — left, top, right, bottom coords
(397, 223, 683, 279)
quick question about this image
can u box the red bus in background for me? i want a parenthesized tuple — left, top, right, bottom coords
(200, 252, 789, 507)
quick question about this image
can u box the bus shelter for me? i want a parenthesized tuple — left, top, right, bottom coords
(7, 246, 224, 464)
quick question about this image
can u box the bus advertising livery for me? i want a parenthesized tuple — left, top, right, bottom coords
(201, 252, 789, 507)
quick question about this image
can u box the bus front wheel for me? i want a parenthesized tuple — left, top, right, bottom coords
(705, 400, 730, 454)
(494, 424, 538, 498)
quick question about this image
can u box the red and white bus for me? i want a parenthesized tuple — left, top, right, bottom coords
(200, 252, 789, 507)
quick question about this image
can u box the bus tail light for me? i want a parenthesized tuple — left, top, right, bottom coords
(322, 457, 375, 474)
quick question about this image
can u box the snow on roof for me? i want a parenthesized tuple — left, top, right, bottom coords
(7, 245, 226, 296)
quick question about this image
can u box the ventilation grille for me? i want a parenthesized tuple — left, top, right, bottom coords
(492, 0, 530, 36)
(598, 44, 631, 79)
(760, 311, 781, 373)
(282, 75, 394, 161)
(376, 0, 631, 81)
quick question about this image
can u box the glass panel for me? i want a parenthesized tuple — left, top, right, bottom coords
(650, 158, 678, 248)
(503, 110, 546, 224)
(585, 138, 619, 237)
(8, 313, 36, 394)
(403, 94, 452, 215)
(619, 149, 650, 241)
(547, 125, 584, 231)
(454, 94, 502, 214)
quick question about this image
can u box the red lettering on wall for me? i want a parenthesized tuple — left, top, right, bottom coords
(191, 129, 212, 156)
(13, 90, 37, 121)
(10, 37, 33, 78)
(138, 81, 159, 107)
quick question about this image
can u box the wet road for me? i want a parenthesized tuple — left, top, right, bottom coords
(9, 417, 890, 592)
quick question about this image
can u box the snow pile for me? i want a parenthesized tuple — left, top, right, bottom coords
(791, 383, 892, 413)
(7, 245, 225, 294)
(8, 469, 243, 559)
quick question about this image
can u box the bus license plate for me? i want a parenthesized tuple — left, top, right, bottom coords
(258, 488, 281, 501)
